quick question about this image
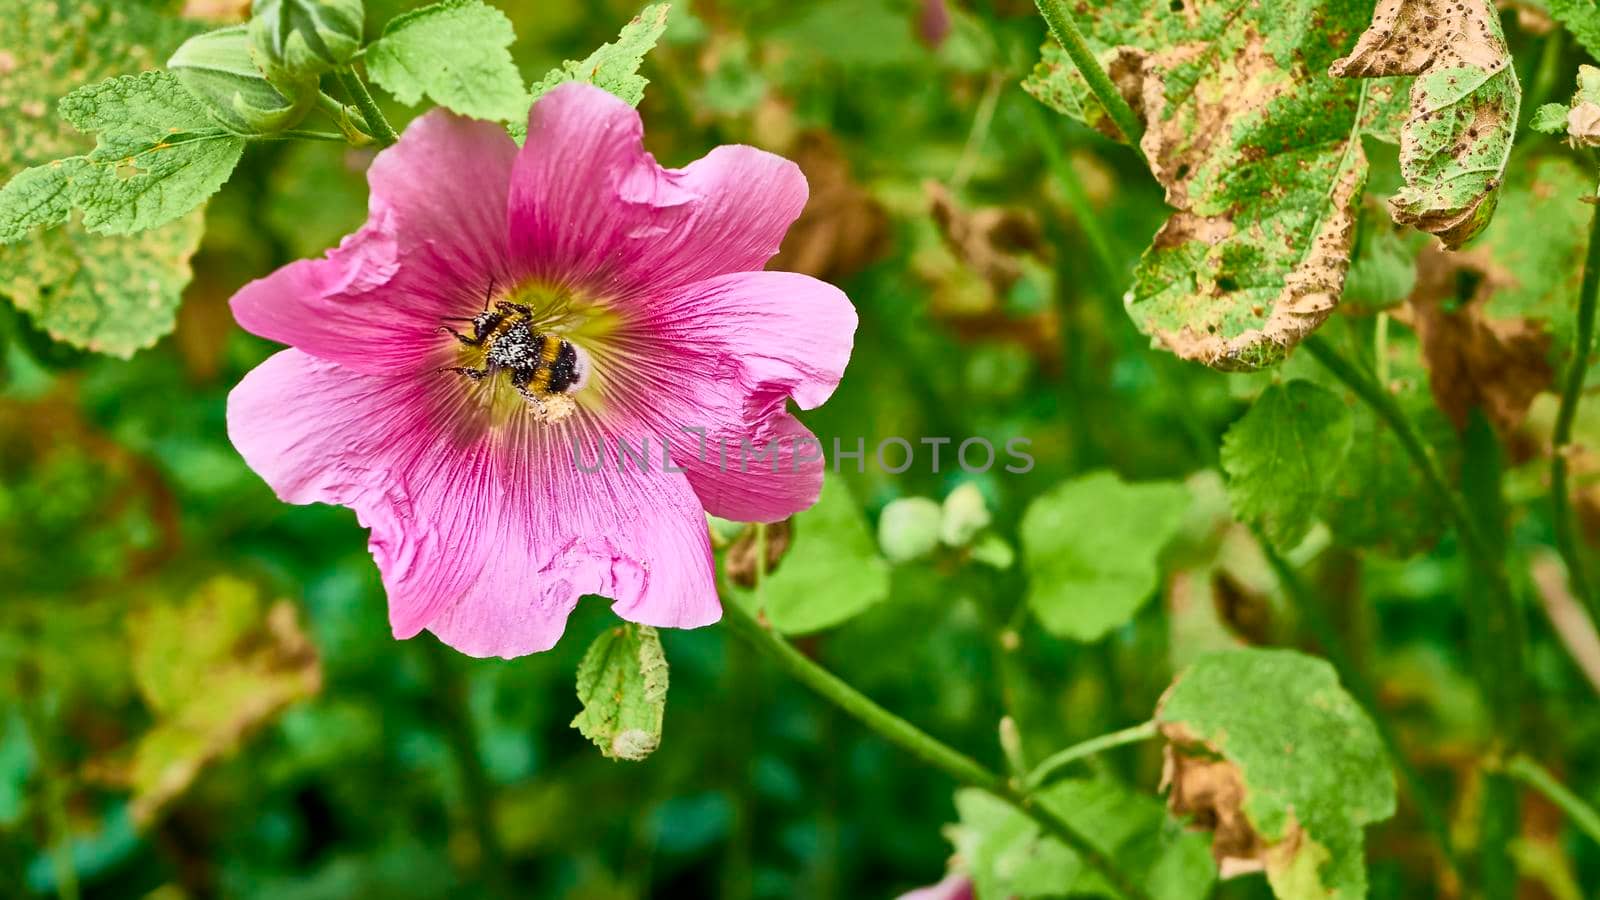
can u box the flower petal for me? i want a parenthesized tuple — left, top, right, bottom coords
(508, 83, 807, 296)
(624, 271, 855, 521)
(425, 426, 722, 658)
(227, 350, 494, 639)
(231, 111, 518, 374)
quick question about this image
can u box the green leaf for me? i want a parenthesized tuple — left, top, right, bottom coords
(571, 623, 668, 761)
(528, 3, 670, 108)
(1221, 380, 1354, 550)
(756, 475, 891, 635)
(0, 0, 209, 355)
(1020, 471, 1189, 641)
(1157, 648, 1396, 900)
(950, 779, 1215, 900)
(129, 576, 322, 824)
(1532, 102, 1571, 134)
(1027, 0, 1373, 370)
(365, 0, 527, 122)
(1547, 0, 1600, 61)
(1331, 0, 1520, 249)
(57, 71, 247, 234)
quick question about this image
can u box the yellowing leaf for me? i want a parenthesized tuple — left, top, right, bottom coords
(1331, 0, 1520, 249)
(127, 576, 322, 825)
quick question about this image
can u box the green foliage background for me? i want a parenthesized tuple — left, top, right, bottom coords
(3, 0, 1600, 898)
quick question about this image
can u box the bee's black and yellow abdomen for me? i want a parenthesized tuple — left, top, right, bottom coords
(544, 341, 581, 394)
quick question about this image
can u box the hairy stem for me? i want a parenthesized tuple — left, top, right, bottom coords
(720, 599, 1147, 900)
(1032, 0, 1148, 167)
(1506, 754, 1600, 847)
(1551, 184, 1600, 626)
(1023, 720, 1157, 791)
(336, 68, 399, 147)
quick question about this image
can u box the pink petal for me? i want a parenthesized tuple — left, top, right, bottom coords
(231, 111, 518, 374)
(507, 83, 808, 297)
(226, 350, 493, 638)
(633, 271, 855, 521)
(426, 426, 722, 657)
(898, 874, 974, 900)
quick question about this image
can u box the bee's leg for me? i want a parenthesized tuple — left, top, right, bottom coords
(511, 368, 548, 412)
(497, 300, 532, 317)
(442, 365, 490, 381)
(438, 325, 486, 347)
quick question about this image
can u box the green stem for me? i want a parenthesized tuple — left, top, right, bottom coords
(1258, 538, 1462, 877)
(720, 600, 1147, 900)
(1032, 0, 1148, 167)
(257, 130, 353, 143)
(1300, 336, 1507, 596)
(1551, 183, 1600, 627)
(336, 68, 399, 147)
(1023, 721, 1157, 791)
(1506, 754, 1600, 847)
(1025, 102, 1119, 284)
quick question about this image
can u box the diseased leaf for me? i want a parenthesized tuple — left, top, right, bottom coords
(528, 3, 670, 108)
(0, 0, 209, 354)
(1397, 157, 1589, 433)
(571, 623, 668, 761)
(365, 0, 528, 122)
(1331, 0, 1520, 249)
(128, 576, 322, 825)
(1157, 648, 1396, 899)
(2, 209, 205, 356)
(1221, 380, 1354, 550)
(1020, 471, 1189, 641)
(1027, 0, 1374, 370)
(950, 779, 1215, 900)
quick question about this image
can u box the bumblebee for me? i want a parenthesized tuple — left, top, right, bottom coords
(441, 298, 590, 418)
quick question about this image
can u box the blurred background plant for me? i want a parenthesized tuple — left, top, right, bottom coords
(2, 0, 1600, 898)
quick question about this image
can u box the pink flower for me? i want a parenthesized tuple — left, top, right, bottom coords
(227, 83, 856, 658)
(897, 873, 974, 900)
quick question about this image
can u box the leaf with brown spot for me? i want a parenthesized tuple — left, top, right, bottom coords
(1157, 648, 1395, 898)
(1026, 0, 1380, 370)
(1331, 0, 1520, 249)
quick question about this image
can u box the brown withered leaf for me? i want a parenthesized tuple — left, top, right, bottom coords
(1392, 157, 1590, 434)
(925, 180, 1045, 298)
(1330, 0, 1520, 248)
(1161, 740, 1275, 879)
(768, 133, 890, 284)
(1395, 245, 1554, 434)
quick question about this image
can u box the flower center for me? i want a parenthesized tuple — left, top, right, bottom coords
(438, 281, 618, 427)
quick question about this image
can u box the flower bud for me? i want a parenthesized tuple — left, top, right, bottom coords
(168, 26, 317, 135)
(939, 482, 991, 547)
(250, 0, 365, 80)
(878, 497, 942, 564)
